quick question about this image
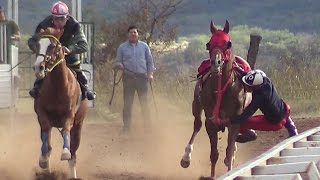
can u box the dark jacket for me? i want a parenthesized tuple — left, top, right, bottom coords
(28, 15, 88, 54)
(230, 76, 286, 124)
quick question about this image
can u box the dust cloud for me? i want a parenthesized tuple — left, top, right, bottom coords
(0, 97, 255, 180)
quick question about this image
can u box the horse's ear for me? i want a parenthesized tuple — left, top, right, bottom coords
(223, 20, 230, 33)
(210, 21, 217, 34)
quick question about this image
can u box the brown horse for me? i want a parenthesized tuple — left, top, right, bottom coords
(32, 27, 88, 179)
(181, 20, 251, 178)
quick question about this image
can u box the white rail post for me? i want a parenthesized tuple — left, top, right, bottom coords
(71, 0, 82, 21)
(7, 0, 18, 24)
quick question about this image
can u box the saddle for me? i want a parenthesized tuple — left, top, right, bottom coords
(196, 56, 252, 81)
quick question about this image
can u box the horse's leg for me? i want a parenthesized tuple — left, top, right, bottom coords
(39, 126, 52, 171)
(224, 124, 240, 170)
(68, 120, 83, 179)
(181, 99, 203, 168)
(61, 115, 74, 161)
(68, 100, 88, 179)
(223, 89, 247, 170)
(205, 119, 219, 178)
(61, 129, 72, 160)
(181, 81, 203, 168)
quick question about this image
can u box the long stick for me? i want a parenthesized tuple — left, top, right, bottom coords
(7, 58, 28, 72)
(109, 70, 122, 105)
(149, 81, 159, 120)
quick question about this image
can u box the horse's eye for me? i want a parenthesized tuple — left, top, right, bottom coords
(226, 41, 232, 49)
(206, 42, 210, 50)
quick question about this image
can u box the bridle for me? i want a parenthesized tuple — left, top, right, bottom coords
(208, 38, 234, 125)
(210, 49, 226, 74)
(36, 34, 64, 72)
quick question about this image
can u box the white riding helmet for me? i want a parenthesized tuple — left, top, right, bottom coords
(51, 1, 69, 17)
(242, 69, 266, 86)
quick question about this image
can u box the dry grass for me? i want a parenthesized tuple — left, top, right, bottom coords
(93, 42, 320, 121)
(267, 65, 320, 117)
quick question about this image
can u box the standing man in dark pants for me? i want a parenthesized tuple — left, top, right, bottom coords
(115, 26, 156, 132)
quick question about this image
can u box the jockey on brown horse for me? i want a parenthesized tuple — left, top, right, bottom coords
(32, 26, 89, 179)
(28, 1, 96, 100)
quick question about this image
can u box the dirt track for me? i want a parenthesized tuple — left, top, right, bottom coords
(0, 98, 318, 180)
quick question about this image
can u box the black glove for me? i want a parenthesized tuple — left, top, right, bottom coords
(27, 37, 38, 53)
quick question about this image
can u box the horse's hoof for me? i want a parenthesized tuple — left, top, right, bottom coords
(199, 176, 215, 180)
(180, 158, 190, 168)
(224, 158, 228, 166)
(39, 156, 49, 169)
(39, 160, 49, 169)
(61, 148, 72, 160)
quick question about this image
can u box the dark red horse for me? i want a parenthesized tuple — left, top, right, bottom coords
(32, 28, 88, 179)
(180, 20, 251, 179)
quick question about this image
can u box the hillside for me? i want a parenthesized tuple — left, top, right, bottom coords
(0, 0, 319, 35)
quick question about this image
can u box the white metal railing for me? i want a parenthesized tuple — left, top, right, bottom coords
(80, 22, 95, 107)
(0, 22, 18, 108)
(80, 22, 94, 64)
(218, 126, 320, 180)
(0, 23, 8, 64)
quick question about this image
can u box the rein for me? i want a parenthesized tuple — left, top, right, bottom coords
(212, 70, 233, 125)
(210, 60, 235, 125)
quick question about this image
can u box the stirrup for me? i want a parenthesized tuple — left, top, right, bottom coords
(236, 130, 257, 143)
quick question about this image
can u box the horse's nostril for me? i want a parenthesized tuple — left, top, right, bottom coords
(40, 66, 44, 71)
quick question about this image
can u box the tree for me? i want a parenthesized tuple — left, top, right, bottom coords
(95, 0, 184, 64)
(124, 0, 183, 45)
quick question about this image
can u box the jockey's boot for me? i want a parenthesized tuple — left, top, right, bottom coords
(29, 79, 44, 98)
(236, 129, 257, 143)
(285, 116, 298, 137)
(76, 70, 96, 100)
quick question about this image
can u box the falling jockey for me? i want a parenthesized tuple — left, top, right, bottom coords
(227, 69, 298, 143)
